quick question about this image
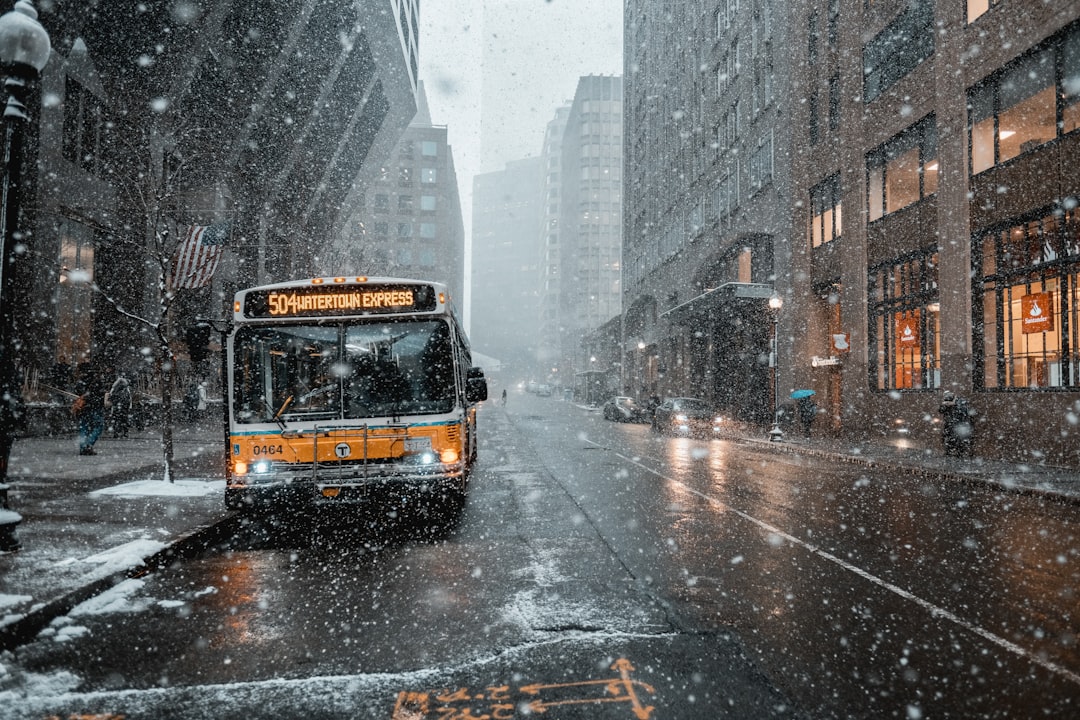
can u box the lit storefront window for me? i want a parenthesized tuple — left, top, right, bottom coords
(975, 209, 1080, 389)
(869, 248, 940, 391)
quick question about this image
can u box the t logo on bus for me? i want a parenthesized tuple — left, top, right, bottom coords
(334, 442, 351, 458)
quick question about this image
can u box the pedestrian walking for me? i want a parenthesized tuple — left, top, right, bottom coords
(501, 388, 507, 406)
(939, 390, 976, 458)
(73, 365, 106, 455)
(108, 372, 132, 438)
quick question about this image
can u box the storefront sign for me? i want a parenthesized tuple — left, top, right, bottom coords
(831, 332, 850, 353)
(896, 317, 919, 347)
(1022, 292, 1054, 334)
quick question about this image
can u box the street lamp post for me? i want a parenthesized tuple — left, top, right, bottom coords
(768, 293, 783, 442)
(0, 0, 50, 551)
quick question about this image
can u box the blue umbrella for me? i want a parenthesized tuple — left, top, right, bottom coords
(790, 389, 816, 399)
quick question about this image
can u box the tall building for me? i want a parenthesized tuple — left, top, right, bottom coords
(26, 0, 417, 397)
(624, 0, 1080, 465)
(537, 106, 571, 381)
(470, 158, 544, 374)
(623, 3, 791, 423)
(337, 83, 465, 302)
(558, 76, 624, 382)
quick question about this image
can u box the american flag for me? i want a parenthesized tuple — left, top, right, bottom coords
(171, 222, 229, 289)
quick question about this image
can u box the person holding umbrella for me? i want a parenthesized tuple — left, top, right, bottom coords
(791, 389, 817, 439)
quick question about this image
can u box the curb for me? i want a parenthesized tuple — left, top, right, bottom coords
(0, 513, 242, 653)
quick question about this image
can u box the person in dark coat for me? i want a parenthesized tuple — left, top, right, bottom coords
(939, 390, 975, 458)
(796, 396, 818, 439)
(74, 366, 107, 455)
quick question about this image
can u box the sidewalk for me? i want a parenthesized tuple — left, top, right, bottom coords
(0, 419, 231, 651)
(737, 426, 1080, 505)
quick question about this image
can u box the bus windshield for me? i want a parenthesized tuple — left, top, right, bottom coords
(233, 319, 456, 423)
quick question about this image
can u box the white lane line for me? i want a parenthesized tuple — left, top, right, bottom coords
(596, 441, 1080, 687)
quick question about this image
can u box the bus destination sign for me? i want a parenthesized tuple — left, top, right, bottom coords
(244, 283, 438, 318)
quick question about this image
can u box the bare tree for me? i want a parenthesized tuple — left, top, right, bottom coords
(76, 120, 212, 482)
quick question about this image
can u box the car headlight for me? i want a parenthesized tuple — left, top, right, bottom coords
(713, 416, 724, 424)
(675, 414, 688, 422)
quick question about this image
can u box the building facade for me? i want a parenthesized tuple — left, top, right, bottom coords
(623, 1, 792, 424)
(785, 0, 1080, 463)
(337, 83, 465, 303)
(624, 0, 1080, 465)
(14, 0, 418, 405)
(470, 157, 544, 375)
(537, 106, 571, 385)
(558, 75, 624, 390)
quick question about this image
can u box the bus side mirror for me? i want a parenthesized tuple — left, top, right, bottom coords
(466, 366, 488, 403)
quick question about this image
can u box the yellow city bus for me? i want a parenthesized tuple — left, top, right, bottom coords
(224, 276, 487, 514)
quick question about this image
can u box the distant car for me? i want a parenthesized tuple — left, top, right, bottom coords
(651, 397, 723, 437)
(535, 383, 552, 397)
(602, 396, 646, 423)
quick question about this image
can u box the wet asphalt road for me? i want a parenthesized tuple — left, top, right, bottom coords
(4, 393, 1080, 718)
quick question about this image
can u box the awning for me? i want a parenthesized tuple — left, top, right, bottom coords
(659, 282, 775, 325)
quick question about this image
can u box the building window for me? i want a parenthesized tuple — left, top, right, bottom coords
(827, 0, 839, 47)
(55, 220, 95, 367)
(419, 222, 437, 238)
(717, 162, 740, 218)
(374, 222, 389, 237)
(398, 167, 412, 186)
(398, 194, 413, 212)
(863, 0, 934, 103)
(828, 74, 840, 131)
(867, 115, 938, 222)
(421, 140, 437, 157)
(373, 194, 389, 211)
(967, 0, 999, 23)
(969, 28, 1080, 175)
(418, 247, 437, 267)
(420, 195, 437, 211)
(869, 247, 941, 391)
(399, 140, 414, 159)
(421, 167, 437, 184)
(810, 173, 842, 248)
(808, 12, 818, 66)
(62, 78, 103, 173)
(397, 222, 412, 237)
(975, 208, 1080, 389)
(749, 131, 773, 192)
(809, 93, 819, 145)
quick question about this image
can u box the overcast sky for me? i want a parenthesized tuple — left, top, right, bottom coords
(418, 0, 623, 325)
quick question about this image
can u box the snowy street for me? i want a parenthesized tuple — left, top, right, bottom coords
(2, 395, 1079, 718)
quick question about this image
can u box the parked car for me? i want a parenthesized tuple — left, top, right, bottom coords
(602, 396, 647, 423)
(651, 397, 723, 437)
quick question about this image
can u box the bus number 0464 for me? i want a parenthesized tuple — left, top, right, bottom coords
(252, 445, 284, 455)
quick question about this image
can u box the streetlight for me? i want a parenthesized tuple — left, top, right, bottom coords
(768, 293, 783, 442)
(0, 0, 50, 551)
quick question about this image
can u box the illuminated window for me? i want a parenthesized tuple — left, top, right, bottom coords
(421, 167, 437, 184)
(969, 27, 1080, 175)
(867, 115, 938, 221)
(56, 220, 96, 367)
(975, 208, 1080, 389)
(869, 248, 940, 391)
(421, 141, 437, 157)
(810, 174, 842, 248)
(420, 195, 437, 211)
(966, 0, 999, 23)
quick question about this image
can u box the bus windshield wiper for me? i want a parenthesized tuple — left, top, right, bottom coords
(272, 395, 293, 430)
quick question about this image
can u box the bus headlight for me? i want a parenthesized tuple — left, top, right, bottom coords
(253, 460, 272, 474)
(439, 448, 459, 464)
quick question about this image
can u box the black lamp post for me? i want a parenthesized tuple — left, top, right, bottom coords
(768, 293, 783, 442)
(0, 0, 50, 552)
